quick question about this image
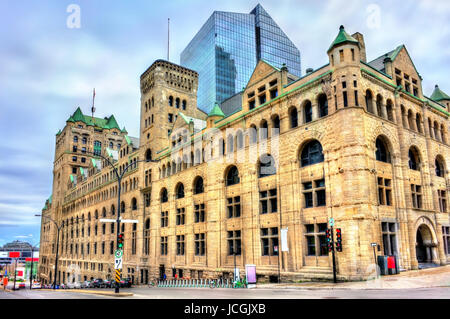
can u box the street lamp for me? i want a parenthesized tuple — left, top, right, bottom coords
(84, 150, 157, 293)
(35, 214, 62, 289)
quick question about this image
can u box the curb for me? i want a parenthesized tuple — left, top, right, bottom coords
(255, 284, 450, 290)
(59, 289, 133, 297)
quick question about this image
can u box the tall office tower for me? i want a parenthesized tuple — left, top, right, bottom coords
(181, 4, 301, 113)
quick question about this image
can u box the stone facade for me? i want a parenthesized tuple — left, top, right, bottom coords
(38, 26, 450, 285)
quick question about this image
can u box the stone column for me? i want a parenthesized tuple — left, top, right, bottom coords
(312, 103, 319, 121)
(380, 102, 388, 119)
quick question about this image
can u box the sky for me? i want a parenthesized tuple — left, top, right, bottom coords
(0, 0, 449, 247)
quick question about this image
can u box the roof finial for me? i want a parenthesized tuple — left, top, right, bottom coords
(340, 25, 345, 30)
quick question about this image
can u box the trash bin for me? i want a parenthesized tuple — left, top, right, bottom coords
(387, 255, 399, 275)
(377, 256, 388, 275)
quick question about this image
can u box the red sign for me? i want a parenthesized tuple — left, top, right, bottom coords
(387, 256, 396, 269)
(8, 252, 20, 258)
(17, 271, 23, 276)
(25, 258, 39, 262)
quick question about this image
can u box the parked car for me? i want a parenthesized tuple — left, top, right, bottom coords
(18, 282, 26, 289)
(92, 278, 104, 288)
(31, 281, 41, 289)
(80, 281, 91, 289)
(103, 280, 113, 288)
(120, 278, 132, 288)
(67, 282, 81, 289)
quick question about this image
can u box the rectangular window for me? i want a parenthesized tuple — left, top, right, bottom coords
(249, 99, 256, 110)
(259, 93, 266, 105)
(343, 91, 348, 107)
(176, 207, 185, 225)
(443, 226, 450, 255)
(303, 179, 326, 208)
(411, 184, 422, 209)
(176, 235, 185, 256)
(195, 233, 206, 256)
(160, 237, 168, 255)
(72, 156, 77, 162)
(351, 48, 355, 61)
(381, 222, 397, 255)
(168, 113, 173, 123)
(305, 223, 328, 256)
(378, 177, 393, 206)
(144, 193, 151, 207)
(438, 190, 447, 213)
(269, 79, 277, 87)
(260, 189, 277, 214)
(339, 49, 344, 62)
(161, 211, 168, 227)
(270, 88, 278, 99)
(227, 196, 241, 218)
(261, 227, 278, 256)
(227, 230, 241, 255)
(194, 203, 206, 223)
(354, 90, 359, 106)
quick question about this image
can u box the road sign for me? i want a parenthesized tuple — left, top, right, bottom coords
(114, 249, 123, 259)
(371, 243, 377, 247)
(9, 252, 20, 258)
(329, 218, 335, 227)
(115, 256, 123, 270)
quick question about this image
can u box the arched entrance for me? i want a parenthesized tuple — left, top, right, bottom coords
(415, 224, 438, 267)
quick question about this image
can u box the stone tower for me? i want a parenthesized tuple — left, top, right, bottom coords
(139, 60, 207, 160)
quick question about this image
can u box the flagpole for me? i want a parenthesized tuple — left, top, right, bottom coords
(91, 88, 96, 125)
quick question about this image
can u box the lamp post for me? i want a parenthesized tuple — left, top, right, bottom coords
(35, 214, 62, 289)
(85, 150, 157, 293)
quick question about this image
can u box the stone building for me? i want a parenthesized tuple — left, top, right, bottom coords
(38, 26, 450, 284)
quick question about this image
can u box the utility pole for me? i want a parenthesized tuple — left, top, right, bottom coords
(330, 225, 337, 283)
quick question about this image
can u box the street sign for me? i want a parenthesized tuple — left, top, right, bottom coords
(371, 243, 377, 247)
(114, 249, 123, 259)
(9, 252, 20, 258)
(329, 218, 335, 227)
(115, 256, 123, 270)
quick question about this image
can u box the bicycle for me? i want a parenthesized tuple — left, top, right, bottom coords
(209, 279, 217, 289)
(148, 278, 158, 288)
(233, 279, 247, 288)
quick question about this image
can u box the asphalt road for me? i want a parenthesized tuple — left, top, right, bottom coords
(1, 286, 450, 299)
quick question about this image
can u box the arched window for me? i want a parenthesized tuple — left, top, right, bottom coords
(132, 198, 137, 210)
(272, 115, 280, 135)
(434, 121, 440, 141)
(226, 166, 240, 186)
(111, 205, 115, 216)
(375, 138, 391, 163)
(376, 95, 383, 118)
(407, 110, 415, 131)
(301, 140, 324, 167)
(408, 147, 420, 171)
(249, 125, 257, 144)
(95, 210, 98, 219)
(144, 218, 150, 255)
(236, 130, 244, 149)
(195, 149, 202, 164)
(193, 176, 204, 194)
(260, 120, 268, 140)
(160, 188, 168, 203)
(258, 154, 276, 178)
(182, 100, 187, 110)
(176, 183, 185, 199)
(441, 124, 447, 144)
(102, 207, 106, 218)
(227, 134, 234, 153)
(416, 114, 422, 134)
(386, 99, 394, 122)
(436, 157, 445, 177)
(120, 201, 125, 213)
(168, 96, 173, 107)
(74, 136, 78, 143)
(175, 98, 180, 108)
(318, 94, 328, 117)
(365, 90, 374, 113)
(145, 149, 152, 161)
(289, 107, 298, 128)
(304, 101, 312, 123)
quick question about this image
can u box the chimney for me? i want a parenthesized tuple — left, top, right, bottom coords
(352, 32, 366, 63)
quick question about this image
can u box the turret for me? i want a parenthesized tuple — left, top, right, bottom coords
(327, 25, 361, 68)
(207, 102, 225, 128)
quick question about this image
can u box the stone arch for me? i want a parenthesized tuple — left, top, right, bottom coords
(414, 216, 439, 264)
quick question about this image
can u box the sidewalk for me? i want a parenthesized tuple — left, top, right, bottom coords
(256, 265, 450, 290)
(57, 289, 133, 297)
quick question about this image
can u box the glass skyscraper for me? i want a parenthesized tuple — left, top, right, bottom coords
(180, 4, 301, 113)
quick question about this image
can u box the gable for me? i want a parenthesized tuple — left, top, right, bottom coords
(391, 46, 421, 80)
(245, 60, 279, 89)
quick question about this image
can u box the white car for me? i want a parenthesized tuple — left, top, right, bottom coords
(67, 282, 81, 289)
(31, 282, 41, 289)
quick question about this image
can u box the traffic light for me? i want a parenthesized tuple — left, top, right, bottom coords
(326, 229, 333, 252)
(336, 228, 342, 252)
(118, 233, 124, 249)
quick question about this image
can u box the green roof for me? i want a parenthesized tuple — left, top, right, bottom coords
(207, 103, 225, 118)
(66, 107, 121, 130)
(121, 127, 128, 134)
(430, 85, 450, 102)
(56, 129, 62, 136)
(328, 25, 359, 52)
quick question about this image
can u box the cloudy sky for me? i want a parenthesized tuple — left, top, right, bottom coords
(0, 0, 449, 247)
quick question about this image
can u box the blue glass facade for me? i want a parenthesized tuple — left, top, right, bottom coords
(181, 5, 301, 113)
